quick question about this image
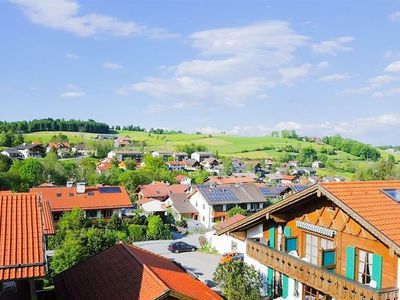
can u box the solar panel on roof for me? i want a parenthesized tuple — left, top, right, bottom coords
(98, 187, 121, 193)
(199, 186, 238, 203)
(291, 185, 308, 193)
(258, 187, 277, 197)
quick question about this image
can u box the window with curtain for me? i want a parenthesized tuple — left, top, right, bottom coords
(358, 249, 373, 284)
(305, 233, 334, 267)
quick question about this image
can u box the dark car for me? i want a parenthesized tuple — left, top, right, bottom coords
(168, 241, 197, 253)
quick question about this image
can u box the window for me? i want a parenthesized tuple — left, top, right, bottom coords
(86, 210, 98, 218)
(101, 209, 113, 218)
(56, 193, 62, 197)
(358, 249, 373, 285)
(231, 241, 237, 252)
(87, 191, 94, 196)
(304, 285, 332, 300)
(202, 204, 205, 209)
(202, 216, 205, 222)
(213, 205, 223, 212)
(195, 202, 198, 207)
(305, 233, 334, 267)
(69, 193, 74, 197)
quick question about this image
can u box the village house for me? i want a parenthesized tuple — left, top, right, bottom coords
(173, 152, 189, 161)
(114, 137, 132, 148)
(200, 157, 220, 171)
(96, 158, 113, 173)
(216, 181, 400, 299)
(72, 143, 94, 157)
(0, 192, 54, 300)
(166, 160, 186, 171)
(290, 167, 317, 177)
(175, 174, 192, 185)
(191, 151, 213, 162)
(165, 192, 198, 221)
(31, 183, 132, 221)
(206, 214, 247, 254)
(281, 174, 298, 184)
(152, 150, 173, 160)
(206, 174, 256, 185)
(312, 160, 325, 169)
(107, 150, 144, 162)
(183, 159, 201, 171)
(138, 197, 166, 215)
(1, 143, 46, 160)
(94, 134, 117, 140)
(54, 243, 222, 300)
(46, 142, 71, 157)
(232, 159, 247, 173)
(188, 183, 267, 228)
(137, 181, 190, 202)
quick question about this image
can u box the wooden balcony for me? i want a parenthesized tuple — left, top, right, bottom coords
(247, 239, 399, 300)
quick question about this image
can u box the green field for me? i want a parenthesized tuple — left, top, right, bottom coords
(24, 130, 398, 169)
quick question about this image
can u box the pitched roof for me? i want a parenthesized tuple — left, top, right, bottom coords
(54, 243, 222, 300)
(31, 185, 132, 212)
(0, 192, 47, 281)
(47, 142, 71, 149)
(175, 174, 188, 182)
(196, 184, 265, 205)
(169, 193, 198, 214)
(215, 214, 246, 231)
(320, 181, 400, 249)
(139, 182, 189, 199)
(218, 181, 400, 254)
(207, 175, 256, 185)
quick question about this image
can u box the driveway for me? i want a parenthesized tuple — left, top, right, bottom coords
(134, 233, 221, 291)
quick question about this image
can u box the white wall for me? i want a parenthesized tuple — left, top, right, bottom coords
(247, 224, 263, 238)
(189, 191, 212, 228)
(206, 230, 246, 254)
(142, 200, 165, 213)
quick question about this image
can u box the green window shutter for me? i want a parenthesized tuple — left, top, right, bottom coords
(345, 246, 356, 280)
(267, 267, 273, 296)
(269, 227, 275, 248)
(285, 237, 297, 252)
(282, 275, 289, 298)
(284, 226, 291, 237)
(372, 254, 383, 289)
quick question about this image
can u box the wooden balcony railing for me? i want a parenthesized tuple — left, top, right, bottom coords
(247, 239, 399, 300)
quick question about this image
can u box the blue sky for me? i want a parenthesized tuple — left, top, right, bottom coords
(1, 0, 400, 145)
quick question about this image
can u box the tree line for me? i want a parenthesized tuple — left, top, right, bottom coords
(0, 118, 110, 134)
(322, 135, 381, 161)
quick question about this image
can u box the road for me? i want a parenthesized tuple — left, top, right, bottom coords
(134, 233, 221, 290)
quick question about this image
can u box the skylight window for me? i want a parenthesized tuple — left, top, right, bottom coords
(382, 189, 400, 203)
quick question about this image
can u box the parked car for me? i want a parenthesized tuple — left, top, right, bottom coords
(220, 252, 244, 264)
(168, 241, 197, 253)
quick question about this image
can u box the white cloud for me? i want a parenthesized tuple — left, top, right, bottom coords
(120, 21, 312, 106)
(66, 53, 79, 59)
(10, 0, 176, 39)
(384, 60, 400, 72)
(60, 91, 85, 97)
(316, 61, 329, 70)
(339, 74, 400, 96)
(389, 11, 400, 22)
(218, 114, 400, 137)
(319, 73, 350, 82)
(60, 84, 85, 97)
(103, 61, 123, 70)
(311, 36, 354, 55)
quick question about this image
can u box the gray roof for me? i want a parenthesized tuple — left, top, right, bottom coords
(2, 148, 21, 154)
(196, 184, 265, 205)
(169, 193, 198, 214)
(15, 143, 44, 150)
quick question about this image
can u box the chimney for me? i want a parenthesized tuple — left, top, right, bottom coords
(66, 181, 74, 188)
(76, 182, 86, 194)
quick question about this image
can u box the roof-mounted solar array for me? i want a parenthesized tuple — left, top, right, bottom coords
(98, 187, 121, 193)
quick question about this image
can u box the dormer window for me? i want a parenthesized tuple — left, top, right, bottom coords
(382, 189, 400, 202)
(69, 193, 74, 197)
(56, 193, 62, 197)
(87, 191, 94, 196)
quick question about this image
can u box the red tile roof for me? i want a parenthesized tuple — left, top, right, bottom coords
(47, 142, 70, 149)
(215, 214, 246, 231)
(320, 180, 400, 247)
(175, 174, 188, 182)
(0, 192, 47, 280)
(207, 175, 255, 185)
(139, 182, 189, 199)
(31, 185, 132, 212)
(54, 243, 222, 300)
(281, 175, 297, 181)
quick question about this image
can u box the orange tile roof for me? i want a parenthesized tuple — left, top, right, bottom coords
(47, 142, 70, 149)
(31, 185, 132, 212)
(320, 180, 400, 247)
(175, 174, 188, 182)
(54, 243, 222, 300)
(207, 175, 255, 185)
(215, 214, 246, 231)
(139, 182, 189, 199)
(0, 192, 46, 280)
(282, 175, 297, 181)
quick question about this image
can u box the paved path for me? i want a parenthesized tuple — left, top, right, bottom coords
(134, 233, 221, 291)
